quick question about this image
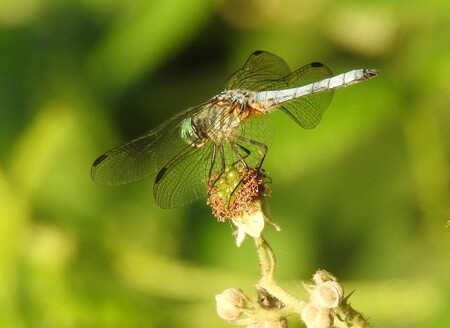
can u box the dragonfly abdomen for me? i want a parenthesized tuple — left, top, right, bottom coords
(254, 68, 379, 106)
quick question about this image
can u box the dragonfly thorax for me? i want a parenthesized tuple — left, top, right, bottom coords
(187, 90, 258, 146)
(216, 89, 257, 106)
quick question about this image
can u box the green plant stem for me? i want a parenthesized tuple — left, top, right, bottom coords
(254, 236, 305, 313)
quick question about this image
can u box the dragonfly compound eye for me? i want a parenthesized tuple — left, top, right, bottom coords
(180, 117, 201, 147)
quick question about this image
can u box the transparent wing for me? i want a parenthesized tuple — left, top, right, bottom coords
(232, 113, 274, 168)
(225, 51, 291, 91)
(152, 142, 213, 208)
(275, 63, 334, 129)
(227, 51, 334, 129)
(90, 103, 209, 186)
(153, 109, 274, 209)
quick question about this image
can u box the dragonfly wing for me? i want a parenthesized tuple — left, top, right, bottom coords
(91, 104, 207, 186)
(227, 52, 334, 129)
(153, 142, 214, 208)
(225, 51, 291, 91)
(154, 109, 275, 208)
(266, 63, 334, 129)
(232, 114, 274, 168)
(91, 131, 163, 186)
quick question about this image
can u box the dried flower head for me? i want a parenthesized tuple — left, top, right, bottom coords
(207, 166, 269, 222)
(207, 165, 279, 246)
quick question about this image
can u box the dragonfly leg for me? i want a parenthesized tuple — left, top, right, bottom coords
(235, 136, 268, 171)
(210, 139, 266, 209)
(228, 139, 267, 205)
(230, 142, 249, 170)
(208, 144, 217, 182)
(207, 144, 226, 191)
(224, 136, 268, 203)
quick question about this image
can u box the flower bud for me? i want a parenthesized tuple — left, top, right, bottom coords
(248, 318, 287, 328)
(301, 303, 332, 328)
(215, 287, 250, 321)
(310, 281, 343, 309)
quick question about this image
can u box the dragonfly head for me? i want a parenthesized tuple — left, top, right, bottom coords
(180, 117, 204, 147)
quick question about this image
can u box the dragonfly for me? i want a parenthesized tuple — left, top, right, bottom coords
(91, 51, 378, 208)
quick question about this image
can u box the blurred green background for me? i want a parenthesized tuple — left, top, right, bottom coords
(0, 0, 449, 327)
